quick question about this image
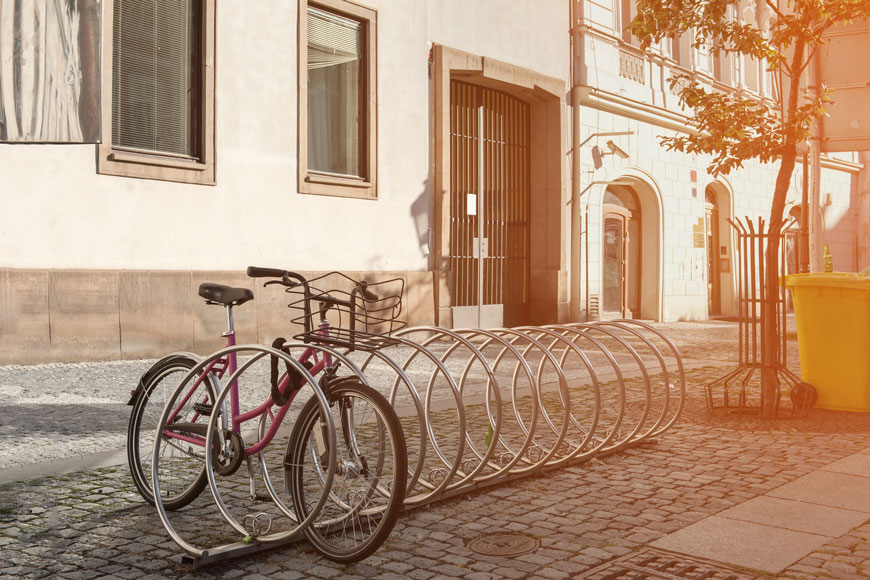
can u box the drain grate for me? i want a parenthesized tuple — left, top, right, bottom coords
(467, 533, 540, 557)
(576, 548, 758, 580)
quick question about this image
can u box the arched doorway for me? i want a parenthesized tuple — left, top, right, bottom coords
(705, 187, 721, 315)
(602, 185, 641, 318)
(704, 181, 736, 317)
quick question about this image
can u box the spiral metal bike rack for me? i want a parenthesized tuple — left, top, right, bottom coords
(348, 319, 686, 508)
(151, 321, 685, 565)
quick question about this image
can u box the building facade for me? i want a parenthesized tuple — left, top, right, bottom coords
(571, 0, 864, 321)
(0, 0, 864, 363)
(0, 0, 571, 363)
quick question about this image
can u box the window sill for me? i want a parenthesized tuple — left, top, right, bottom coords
(98, 146, 215, 185)
(300, 172, 376, 199)
(109, 150, 208, 171)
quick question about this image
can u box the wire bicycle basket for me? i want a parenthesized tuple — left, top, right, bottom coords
(287, 271, 406, 351)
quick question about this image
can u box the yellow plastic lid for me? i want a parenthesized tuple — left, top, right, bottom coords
(784, 273, 870, 290)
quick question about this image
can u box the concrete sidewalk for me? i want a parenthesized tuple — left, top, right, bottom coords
(2, 321, 870, 579)
(653, 446, 870, 575)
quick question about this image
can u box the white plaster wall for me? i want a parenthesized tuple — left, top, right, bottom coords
(427, 0, 569, 81)
(0, 1, 568, 273)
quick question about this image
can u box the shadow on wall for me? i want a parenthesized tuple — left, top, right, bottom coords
(410, 179, 433, 261)
(406, 178, 438, 327)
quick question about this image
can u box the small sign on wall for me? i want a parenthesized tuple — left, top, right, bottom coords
(692, 218, 706, 249)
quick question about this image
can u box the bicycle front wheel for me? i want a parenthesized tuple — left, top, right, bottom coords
(286, 378, 407, 563)
(127, 356, 214, 509)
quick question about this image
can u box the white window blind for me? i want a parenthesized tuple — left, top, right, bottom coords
(307, 5, 364, 177)
(112, 0, 198, 157)
(307, 6, 361, 70)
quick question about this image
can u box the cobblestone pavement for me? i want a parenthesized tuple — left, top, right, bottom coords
(0, 359, 152, 470)
(0, 320, 753, 472)
(2, 321, 870, 579)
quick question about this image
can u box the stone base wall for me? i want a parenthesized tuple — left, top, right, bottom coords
(0, 268, 436, 365)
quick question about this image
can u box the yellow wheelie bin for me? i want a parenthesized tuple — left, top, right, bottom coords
(785, 273, 870, 412)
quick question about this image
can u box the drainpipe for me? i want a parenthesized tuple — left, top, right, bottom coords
(810, 43, 822, 271)
(570, 0, 583, 322)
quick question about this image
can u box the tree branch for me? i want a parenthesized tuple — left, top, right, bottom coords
(763, 0, 787, 24)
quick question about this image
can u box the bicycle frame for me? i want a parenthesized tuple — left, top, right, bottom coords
(162, 314, 336, 459)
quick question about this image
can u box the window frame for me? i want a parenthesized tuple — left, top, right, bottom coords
(298, 0, 377, 200)
(98, 0, 216, 185)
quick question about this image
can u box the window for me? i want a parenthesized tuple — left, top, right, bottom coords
(713, 42, 734, 85)
(299, 0, 377, 199)
(620, 0, 638, 46)
(98, 0, 215, 185)
(713, 6, 740, 86)
(670, 32, 692, 69)
(743, 54, 760, 92)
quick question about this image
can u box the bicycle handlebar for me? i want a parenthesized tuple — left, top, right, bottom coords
(358, 282, 379, 302)
(246, 266, 288, 279)
(247, 266, 379, 301)
(246, 266, 309, 289)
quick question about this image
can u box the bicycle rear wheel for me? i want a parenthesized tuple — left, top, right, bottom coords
(286, 378, 407, 563)
(127, 356, 214, 509)
(133, 357, 216, 510)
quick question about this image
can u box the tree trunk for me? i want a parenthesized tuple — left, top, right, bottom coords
(761, 148, 795, 416)
(759, 39, 806, 417)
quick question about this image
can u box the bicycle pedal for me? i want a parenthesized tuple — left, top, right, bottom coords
(252, 493, 271, 502)
(193, 402, 213, 416)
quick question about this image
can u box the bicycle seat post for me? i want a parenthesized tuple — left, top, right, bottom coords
(220, 302, 240, 434)
(223, 304, 237, 345)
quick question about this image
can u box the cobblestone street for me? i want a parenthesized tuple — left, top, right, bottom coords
(3, 321, 870, 579)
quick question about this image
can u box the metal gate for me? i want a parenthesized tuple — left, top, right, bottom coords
(449, 80, 530, 328)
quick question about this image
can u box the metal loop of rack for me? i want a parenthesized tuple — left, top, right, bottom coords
(344, 319, 686, 508)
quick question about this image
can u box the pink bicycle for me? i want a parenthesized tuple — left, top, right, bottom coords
(126, 267, 407, 563)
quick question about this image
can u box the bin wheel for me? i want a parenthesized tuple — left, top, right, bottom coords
(790, 382, 817, 413)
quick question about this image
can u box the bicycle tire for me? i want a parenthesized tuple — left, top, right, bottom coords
(286, 378, 407, 563)
(127, 356, 214, 509)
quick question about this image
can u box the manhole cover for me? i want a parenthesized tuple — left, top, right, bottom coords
(467, 533, 540, 557)
(576, 548, 757, 580)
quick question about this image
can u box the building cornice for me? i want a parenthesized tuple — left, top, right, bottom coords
(576, 85, 693, 134)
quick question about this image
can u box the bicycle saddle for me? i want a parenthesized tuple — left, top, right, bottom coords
(198, 283, 254, 306)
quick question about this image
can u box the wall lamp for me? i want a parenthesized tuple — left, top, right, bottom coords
(592, 140, 630, 168)
(580, 131, 633, 170)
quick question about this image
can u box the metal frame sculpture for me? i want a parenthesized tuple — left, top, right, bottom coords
(705, 216, 806, 416)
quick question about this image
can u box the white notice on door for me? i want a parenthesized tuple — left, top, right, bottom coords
(467, 194, 477, 215)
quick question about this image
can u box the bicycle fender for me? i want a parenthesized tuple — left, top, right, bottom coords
(127, 351, 200, 405)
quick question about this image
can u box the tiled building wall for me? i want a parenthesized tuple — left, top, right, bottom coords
(577, 107, 861, 322)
